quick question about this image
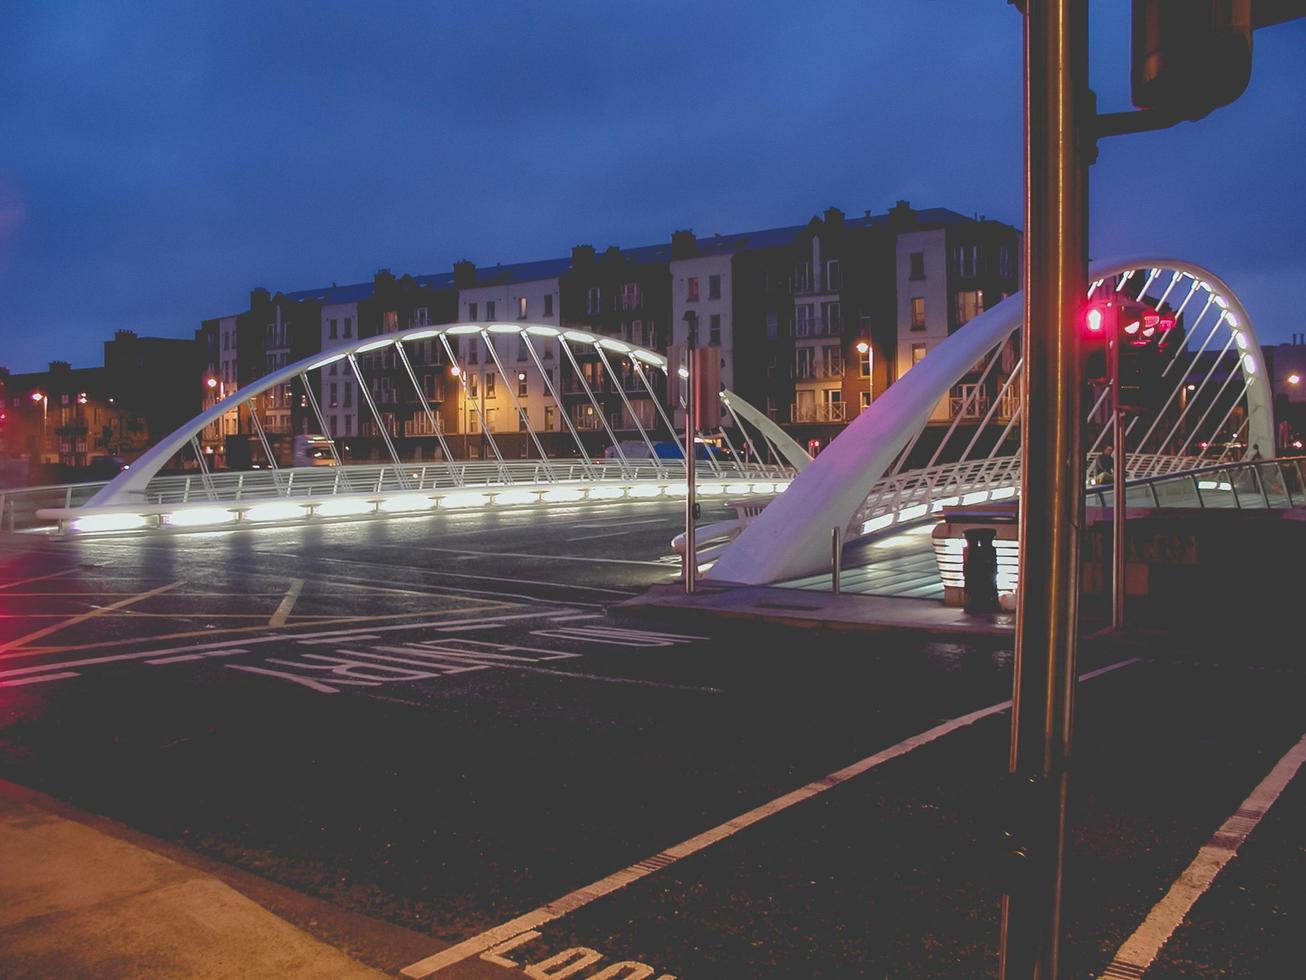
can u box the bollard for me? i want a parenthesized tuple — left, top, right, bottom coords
(963, 527, 1000, 613)
(831, 526, 842, 595)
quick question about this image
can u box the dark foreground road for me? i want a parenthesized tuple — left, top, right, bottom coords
(1, 498, 1301, 978)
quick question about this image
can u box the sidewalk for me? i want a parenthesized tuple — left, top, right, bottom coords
(619, 581, 1015, 636)
(0, 783, 390, 979)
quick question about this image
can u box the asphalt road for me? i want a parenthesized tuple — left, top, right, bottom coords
(0, 498, 1301, 978)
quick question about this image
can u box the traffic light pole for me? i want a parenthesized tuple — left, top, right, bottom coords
(1000, 1, 1088, 977)
(1110, 317, 1126, 631)
(684, 315, 697, 595)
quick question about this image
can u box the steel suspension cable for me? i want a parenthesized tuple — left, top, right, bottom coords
(521, 333, 596, 480)
(246, 399, 287, 494)
(437, 335, 508, 482)
(481, 331, 555, 481)
(630, 358, 686, 474)
(347, 353, 412, 489)
(299, 370, 352, 491)
(561, 339, 630, 475)
(392, 343, 460, 486)
(594, 345, 661, 477)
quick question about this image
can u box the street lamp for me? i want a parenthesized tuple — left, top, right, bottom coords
(30, 391, 48, 462)
(855, 340, 873, 414)
(1289, 373, 1301, 386)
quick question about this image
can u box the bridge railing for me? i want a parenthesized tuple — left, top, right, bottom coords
(1088, 456, 1306, 511)
(4, 458, 795, 533)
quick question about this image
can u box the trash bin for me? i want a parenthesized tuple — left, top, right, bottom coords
(963, 527, 1000, 613)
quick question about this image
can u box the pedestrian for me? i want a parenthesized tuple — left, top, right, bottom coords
(1095, 444, 1114, 485)
(1250, 443, 1263, 461)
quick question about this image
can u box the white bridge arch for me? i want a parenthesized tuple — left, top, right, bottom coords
(47, 324, 806, 531)
(706, 257, 1275, 585)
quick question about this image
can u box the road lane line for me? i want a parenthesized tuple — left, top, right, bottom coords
(0, 582, 180, 653)
(0, 607, 571, 681)
(0, 602, 515, 659)
(400, 656, 1143, 978)
(268, 578, 304, 627)
(0, 671, 79, 686)
(564, 530, 632, 542)
(1099, 729, 1306, 980)
(0, 568, 80, 590)
(388, 545, 669, 570)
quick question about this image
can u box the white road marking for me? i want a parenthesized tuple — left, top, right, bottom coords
(564, 530, 632, 542)
(0, 568, 81, 590)
(548, 614, 606, 622)
(1099, 730, 1306, 980)
(0, 609, 557, 684)
(0, 582, 180, 653)
(312, 554, 643, 593)
(506, 665, 722, 694)
(268, 578, 304, 627)
(394, 545, 668, 570)
(400, 656, 1142, 978)
(0, 671, 79, 687)
(147, 649, 249, 665)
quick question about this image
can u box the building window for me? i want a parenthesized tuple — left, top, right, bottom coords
(766, 396, 777, 420)
(484, 408, 497, 431)
(999, 246, 1012, 279)
(860, 390, 871, 410)
(329, 383, 338, 407)
(709, 314, 721, 346)
(766, 312, 779, 340)
(911, 297, 926, 330)
(796, 347, 814, 380)
(822, 301, 841, 333)
(708, 274, 721, 300)
(825, 260, 841, 291)
(343, 317, 353, 338)
(912, 342, 928, 366)
(517, 337, 529, 362)
(795, 303, 814, 337)
(327, 318, 338, 339)
(468, 302, 478, 320)
(621, 282, 641, 310)
(793, 261, 811, 292)
(686, 277, 699, 302)
(486, 300, 496, 319)
(822, 344, 842, 377)
(586, 287, 601, 314)
(485, 372, 496, 398)
(517, 374, 527, 397)
(544, 406, 555, 431)
(956, 289, 984, 326)
(910, 252, 926, 280)
(544, 294, 554, 317)
(518, 409, 529, 432)
(468, 374, 477, 397)
(518, 296, 528, 319)
(956, 244, 979, 278)
(383, 311, 398, 333)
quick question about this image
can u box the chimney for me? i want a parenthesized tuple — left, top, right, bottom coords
(114, 329, 137, 342)
(374, 268, 396, 289)
(823, 206, 845, 228)
(671, 229, 697, 259)
(249, 287, 271, 308)
(49, 360, 71, 373)
(571, 244, 596, 267)
(888, 200, 915, 230)
(453, 259, 476, 288)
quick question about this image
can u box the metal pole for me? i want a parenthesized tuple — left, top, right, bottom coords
(684, 321, 697, 594)
(1001, 1, 1087, 977)
(831, 526, 842, 595)
(1111, 323, 1125, 632)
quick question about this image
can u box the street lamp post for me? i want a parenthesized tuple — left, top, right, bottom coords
(856, 341, 873, 414)
(30, 391, 48, 462)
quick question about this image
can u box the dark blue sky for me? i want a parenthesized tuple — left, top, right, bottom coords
(1, 1, 1302, 373)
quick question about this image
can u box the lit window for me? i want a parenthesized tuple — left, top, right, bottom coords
(485, 372, 496, 398)
(956, 245, 979, 278)
(911, 297, 926, 330)
(686, 277, 699, 302)
(912, 342, 927, 365)
(956, 290, 984, 325)
(518, 296, 528, 319)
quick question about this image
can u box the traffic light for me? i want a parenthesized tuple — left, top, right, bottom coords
(1132, 0, 1253, 120)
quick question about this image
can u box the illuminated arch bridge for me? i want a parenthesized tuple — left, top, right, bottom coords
(40, 327, 810, 533)
(704, 257, 1285, 586)
(39, 256, 1289, 559)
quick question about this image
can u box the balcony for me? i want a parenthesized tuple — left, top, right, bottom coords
(794, 361, 844, 382)
(790, 401, 848, 424)
(793, 317, 842, 339)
